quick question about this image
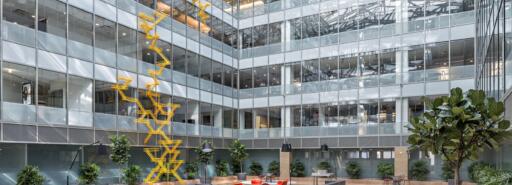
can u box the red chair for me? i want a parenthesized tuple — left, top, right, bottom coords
(251, 179, 262, 185)
(277, 179, 288, 185)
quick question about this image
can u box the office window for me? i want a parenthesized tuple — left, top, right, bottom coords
(241, 109, 254, 129)
(253, 66, 268, 88)
(339, 7, 358, 32)
(212, 61, 223, 84)
(320, 11, 338, 36)
(38, 0, 66, 37)
(380, 50, 396, 74)
(95, 16, 116, 53)
(118, 25, 137, 59)
(158, 94, 172, 120)
(138, 32, 154, 64)
(139, 0, 155, 8)
(381, 0, 396, 25)
(68, 6, 93, 46)
(240, 69, 253, 89)
(38, 69, 66, 108)
(223, 108, 234, 128)
(254, 108, 269, 128)
(68, 75, 93, 113)
(172, 46, 187, 73)
(379, 100, 396, 123)
(241, 28, 252, 49)
(426, 0, 449, 17)
(291, 105, 302, 127)
(360, 52, 379, 76)
(340, 54, 359, 78)
(95, 81, 116, 114)
(172, 97, 187, 123)
(200, 102, 212, 126)
(3, 0, 36, 28)
(268, 22, 282, 45)
(359, 100, 378, 124)
(118, 86, 137, 116)
(187, 51, 199, 77)
(253, 24, 268, 47)
(289, 18, 302, 40)
(358, 1, 380, 29)
(408, 0, 425, 21)
(3, 63, 36, 104)
(302, 104, 319, 127)
(186, 100, 199, 124)
(302, 15, 320, 39)
(303, 59, 319, 82)
(157, 40, 172, 68)
(339, 102, 358, 124)
(451, 0, 474, 13)
(320, 56, 339, 80)
(269, 65, 281, 86)
(269, 107, 281, 128)
(451, 38, 474, 66)
(408, 97, 424, 121)
(407, 45, 425, 71)
(199, 56, 212, 81)
(426, 41, 449, 69)
(224, 66, 233, 89)
(320, 103, 338, 126)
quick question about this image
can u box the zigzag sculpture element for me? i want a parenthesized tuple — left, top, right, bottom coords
(113, 1, 210, 183)
(112, 11, 181, 184)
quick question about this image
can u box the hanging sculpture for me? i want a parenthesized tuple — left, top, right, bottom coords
(113, 1, 210, 184)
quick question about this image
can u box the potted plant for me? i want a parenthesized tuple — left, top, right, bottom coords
(79, 163, 100, 185)
(409, 160, 429, 181)
(16, 165, 45, 185)
(407, 88, 512, 185)
(268, 161, 280, 176)
(377, 162, 394, 179)
(345, 161, 361, 179)
(249, 161, 263, 176)
(290, 160, 305, 177)
(317, 161, 331, 173)
(184, 162, 199, 180)
(122, 165, 141, 185)
(229, 139, 249, 180)
(110, 135, 131, 183)
(215, 160, 230, 177)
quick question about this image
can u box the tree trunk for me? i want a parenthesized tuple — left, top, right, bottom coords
(453, 166, 460, 185)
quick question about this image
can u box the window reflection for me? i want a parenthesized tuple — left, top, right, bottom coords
(95, 81, 116, 114)
(3, 63, 36, 105)
(3, 0, 36, 28)
(95, 16, 116, 53)
(118, 25, 137, 59)
(38, 0, 66, 37)
(38, 69, 66, 108)
(68, 6, 93, 46)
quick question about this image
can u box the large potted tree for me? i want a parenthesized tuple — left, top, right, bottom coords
(16, 165, 45, 185)
(110, 135, 131, 184)
(407, 88, 511, 185)
(229, 139, 249, 180)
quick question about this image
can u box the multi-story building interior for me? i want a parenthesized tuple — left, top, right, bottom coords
(0, 0, 509, 184)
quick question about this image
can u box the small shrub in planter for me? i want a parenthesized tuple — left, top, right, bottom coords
(441, 162, 454, 181)
(409, 160, 429, 181)
(268, 161, 280, 176)
(16, 165, 45, 185)
(109, 135, 131, 165)
(122, 165, 141, 185)
(317, 161, 332, 172)
(79, 163, 100, 185)
(184, 162, 199, 180)
(468, 162, 491, 182)
(215, 160, 230, 177)
(290, 160, 305, 177)
(377, 162, 394, 179)
(249, 161, 263, 176)
(345, 161, 361, 179)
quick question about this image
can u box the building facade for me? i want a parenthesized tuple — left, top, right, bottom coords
(0, 0, 492, 184)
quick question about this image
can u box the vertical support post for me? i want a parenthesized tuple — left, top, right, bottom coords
(280, 150, 292, 179)
(394, 146, 408, 179)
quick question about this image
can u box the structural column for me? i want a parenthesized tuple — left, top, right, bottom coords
(394, 147, 408, 179)
(280, 150, 292, 179)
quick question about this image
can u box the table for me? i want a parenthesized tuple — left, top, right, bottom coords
(311, 173, 335, 185)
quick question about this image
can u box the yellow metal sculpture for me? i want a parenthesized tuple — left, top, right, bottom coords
(113, 2, 210, 183)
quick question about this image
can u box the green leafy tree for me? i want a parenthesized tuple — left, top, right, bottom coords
(110, 135, 131, 165)
(215, 160, 230, 177)
(79, 163, 100, 185)
(16, 165, 44, 185)
(268, 161, 280, 176)
(409, 160, 430, 181)
(377, 162, 394, 179)
(228, 140, 248, 173)
(249, 161, 263, 176)
(317, 161, 332, 172)
(290, 160, 305, 177)
(407, 88, 511, 185)
(345, 161, 361, 179)
(122, 165, 141, 185)
(184, 162, 199, 180)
